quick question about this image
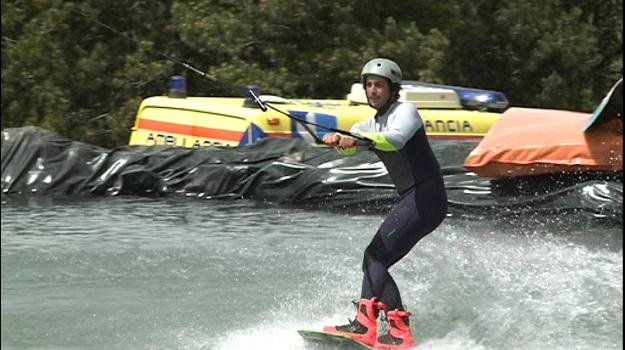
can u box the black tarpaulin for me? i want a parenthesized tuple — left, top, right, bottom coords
(2, 126, 622, 222)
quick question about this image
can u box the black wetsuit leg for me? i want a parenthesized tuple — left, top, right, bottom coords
(360, 185, 446, 310)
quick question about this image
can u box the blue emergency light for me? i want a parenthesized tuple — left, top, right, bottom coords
(169, 75, 187, 98)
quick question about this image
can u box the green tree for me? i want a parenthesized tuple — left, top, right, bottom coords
(441, 0, 622, 111)
(1, 0, 622, 147)
(2, 0, 178, 147)
(172, 0, 450, 98)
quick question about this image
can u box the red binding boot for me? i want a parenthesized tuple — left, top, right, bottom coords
(374, 309, 415, 350)
(323, 297, 386, 346)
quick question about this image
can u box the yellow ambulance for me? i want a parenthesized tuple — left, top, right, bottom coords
(128, 78, 508, 148)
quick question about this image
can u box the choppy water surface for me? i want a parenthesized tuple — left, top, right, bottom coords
(1, 196, 622, 350)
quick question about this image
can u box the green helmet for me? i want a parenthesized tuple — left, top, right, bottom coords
(361, 58, 402, 84)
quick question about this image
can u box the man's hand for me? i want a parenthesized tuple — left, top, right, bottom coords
(322, 133, 358, 149)
(322, 133, 341, 146)
(338, 135, 358, 149)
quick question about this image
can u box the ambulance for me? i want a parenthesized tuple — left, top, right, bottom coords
(128, 77, 509, 148)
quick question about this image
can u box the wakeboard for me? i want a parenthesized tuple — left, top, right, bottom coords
(298, 329, 373, 349)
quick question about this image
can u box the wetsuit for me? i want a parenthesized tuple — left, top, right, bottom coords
(350, 101, 448, 311)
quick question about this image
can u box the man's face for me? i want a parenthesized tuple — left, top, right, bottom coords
(365, 75, 391, 110)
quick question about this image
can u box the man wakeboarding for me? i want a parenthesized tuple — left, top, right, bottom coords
(319, 58, 448, 349)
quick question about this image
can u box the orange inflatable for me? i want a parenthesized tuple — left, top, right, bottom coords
(464, 107, 623, 178)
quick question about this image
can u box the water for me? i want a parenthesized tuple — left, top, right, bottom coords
(1, 195, 622, 350)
